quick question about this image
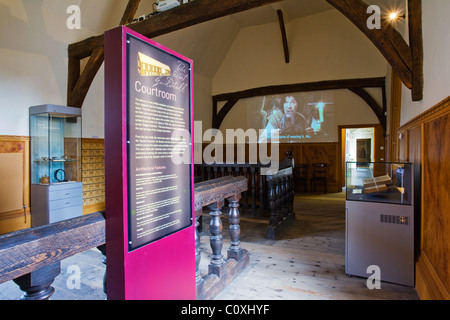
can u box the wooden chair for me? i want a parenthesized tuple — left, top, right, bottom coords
(294, 164, 308, 193)
(311, 163, 327, 194)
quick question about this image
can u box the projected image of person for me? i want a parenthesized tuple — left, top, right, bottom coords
(259, 95, 282, 129)
(259, 95, 313, 142)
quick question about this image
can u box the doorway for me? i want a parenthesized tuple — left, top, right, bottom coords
(344, 128, 374, 163)
(340, 126, 376, 190)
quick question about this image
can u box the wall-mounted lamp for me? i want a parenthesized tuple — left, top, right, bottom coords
(388, 11, 405, 21)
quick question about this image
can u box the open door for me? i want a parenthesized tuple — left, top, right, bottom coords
(339, 125, 385, 191)
(356, 138, 371, 166)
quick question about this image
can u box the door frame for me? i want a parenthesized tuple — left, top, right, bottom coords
(338, 124, 386, 190)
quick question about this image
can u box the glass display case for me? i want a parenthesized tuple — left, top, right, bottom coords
(345, 161, 413, 205)
(30, 105, 83, 227)
(345, 161, 414, 286)
(30, 105, 82, 185)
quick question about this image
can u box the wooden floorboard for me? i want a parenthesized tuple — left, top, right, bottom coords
(210, 192, 419, 300)
(0, 192, 420, 300)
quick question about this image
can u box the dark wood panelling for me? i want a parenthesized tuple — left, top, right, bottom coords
(422, 112, 450, 294)
(279, 143, 339, 193)
(398, 96, 450, 300)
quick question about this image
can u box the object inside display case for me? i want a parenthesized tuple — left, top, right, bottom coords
(346, 162, 413, 205)
(30, 105, 82, 185)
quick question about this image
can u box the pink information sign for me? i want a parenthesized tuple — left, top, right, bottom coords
(104, 26, 196, 300)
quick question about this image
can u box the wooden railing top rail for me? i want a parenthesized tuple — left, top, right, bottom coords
(0, 176, 248, 285)
(266, 166, 293, 180)
(0, 212, 105, 284)
(194, 176, 248, 211)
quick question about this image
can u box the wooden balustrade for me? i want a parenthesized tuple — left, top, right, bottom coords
(194, 163, 270, 215)
(266, 167, 295, 239)
(195, 163, 295, 240)
(194, 175, 249, 300)
(0, 176, 249, 300)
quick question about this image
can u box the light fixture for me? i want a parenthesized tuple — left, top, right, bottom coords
(388, 11, 405, 21)
(156, 0, 180, 12)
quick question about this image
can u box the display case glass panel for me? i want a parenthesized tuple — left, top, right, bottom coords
(30, 105, 82, 186)
(346, 162, 413, 205)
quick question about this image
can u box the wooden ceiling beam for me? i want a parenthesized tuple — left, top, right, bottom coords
(68, 0, 282, 59)
(276, 9, 290, 64)
(67, 0, 282, 108)
(213, 77, 385, 102)
(212, 77, 387, 132)
(326, 0, 414, 90)
(67, 0, 142, 107)
(67, 0, 423, 108)
(408, 0, 424, 101)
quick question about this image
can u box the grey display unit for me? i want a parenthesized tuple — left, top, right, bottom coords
(30, 104, 83, 227)
(345, 162, 414, 287)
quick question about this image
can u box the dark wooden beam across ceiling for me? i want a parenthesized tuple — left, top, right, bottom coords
(408, 0, 424, 101)
(325, 0, 423, 101)
(67, 0, 282, 108)
(212, 77, 387, 133)
(276, 9, 290, 63)
(68, 0, 282, 60)
(67, 0, 142, 107)
(67, 0, 423, 108)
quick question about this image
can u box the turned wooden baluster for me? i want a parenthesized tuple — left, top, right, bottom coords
(194, 209, 203, 284)
(288, 172, 294, 214)
(276, 177, 283, 222)
(227, 194, 243, 261)
(259, 168, 265, 211)
(281, 176, 288, 218)
(250, 166, 256, 214)
(13, 262, 60, 300)
(208, 200, 225, 277)
(268, 179, 278, 227)
(97, 244, 107, 295)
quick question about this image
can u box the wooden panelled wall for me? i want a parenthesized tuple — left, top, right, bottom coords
(199, 142, 342, 193)
(0, 137, 105, 235)
(278, 143, 340, 193)
(398, 96, 450, 300)
(0, 136, 30, 234)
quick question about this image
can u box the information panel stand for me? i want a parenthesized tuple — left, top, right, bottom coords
(104, 26, 195, 300)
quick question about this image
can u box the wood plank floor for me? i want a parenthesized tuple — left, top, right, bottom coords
(206, 192, 419, 300)
(0, 192, 420, 300)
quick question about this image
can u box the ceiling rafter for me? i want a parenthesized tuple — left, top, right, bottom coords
(276, 9, 290, 64)
(67, 0, 142, 108)
(212, 77, 387, 133)
(325, 0, 423, 100)
(66, 0, 423, 109)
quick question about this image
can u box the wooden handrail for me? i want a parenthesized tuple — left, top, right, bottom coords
(0, 176, 249, 300)
(0, 212, 105, 284)
(194, 176, 248, 211)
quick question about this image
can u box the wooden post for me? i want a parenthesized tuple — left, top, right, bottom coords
(251, 166, 256, 214)
(195, 209, 203, 285)
(281, 176, 288, 218)
(259, 167, 265, 211)
(276, 177, 283, 221)
(268, 179, 278, 227)
(266, 167, 296, 240)
(97, 244, 107, 295)
(208, 200, 225, 277)
(13, 262, 60, 300)
(227, 194, 242, 261)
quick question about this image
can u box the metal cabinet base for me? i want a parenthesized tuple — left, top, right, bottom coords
(31, 182, 83, 227)
(345, 200, 414, 287)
